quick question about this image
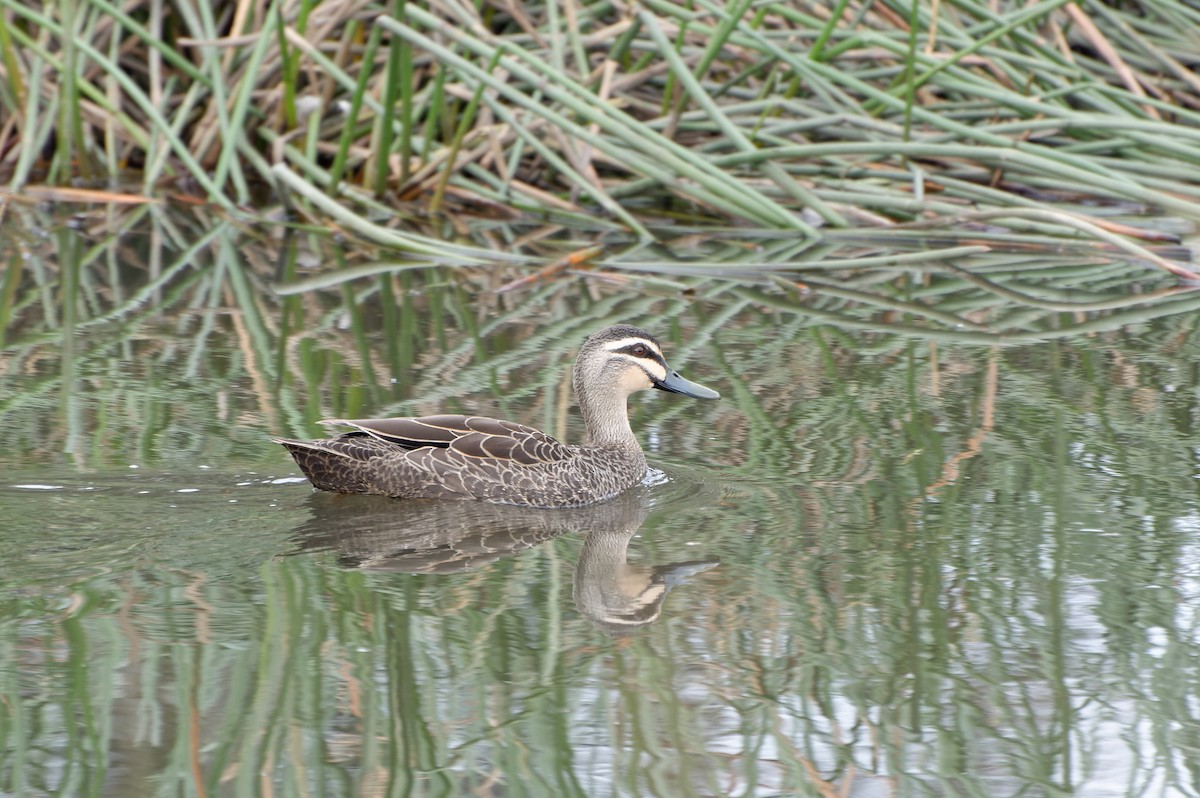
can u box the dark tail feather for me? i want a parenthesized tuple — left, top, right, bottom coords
(273, 438, 375, 494)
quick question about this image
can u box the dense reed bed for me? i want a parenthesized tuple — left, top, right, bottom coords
(2, 1, 1199, 263)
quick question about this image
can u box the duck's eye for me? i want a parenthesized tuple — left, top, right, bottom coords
(630, 344, 648, 358)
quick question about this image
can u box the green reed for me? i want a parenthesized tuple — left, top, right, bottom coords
(1, 0, 1199, 283)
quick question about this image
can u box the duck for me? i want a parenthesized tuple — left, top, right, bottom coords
(273, 324, 719, 508)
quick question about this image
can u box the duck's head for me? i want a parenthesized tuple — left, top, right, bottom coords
(574, 324, 720, 402)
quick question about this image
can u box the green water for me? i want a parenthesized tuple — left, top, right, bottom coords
(2, 205, 1200, 796)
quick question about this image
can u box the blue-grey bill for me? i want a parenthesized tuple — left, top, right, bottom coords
(655, 370, 720, 399)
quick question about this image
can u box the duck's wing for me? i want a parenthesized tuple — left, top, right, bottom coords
(320, 415, 574, 466)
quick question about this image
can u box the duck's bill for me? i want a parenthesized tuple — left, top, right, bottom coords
(654, 370, 720, 399)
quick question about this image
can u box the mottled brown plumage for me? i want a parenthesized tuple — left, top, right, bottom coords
(272, 324, 719, 508)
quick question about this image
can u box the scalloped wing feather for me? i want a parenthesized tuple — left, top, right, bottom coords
(319, 415, 463, 447)
(321, 415, 573, 466)
(273, 436, 394, 462)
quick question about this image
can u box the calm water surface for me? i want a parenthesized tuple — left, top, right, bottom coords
(2, 205, 1200, 796)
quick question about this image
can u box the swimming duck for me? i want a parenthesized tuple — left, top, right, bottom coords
(273, 324, 719, 507)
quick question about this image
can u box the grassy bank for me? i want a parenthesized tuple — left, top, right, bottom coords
(1, 1, 1199, 271)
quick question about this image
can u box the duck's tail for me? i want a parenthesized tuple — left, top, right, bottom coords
(272, 437, 377, 494)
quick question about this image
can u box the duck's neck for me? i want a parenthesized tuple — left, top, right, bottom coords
(576, 381, 640, 449)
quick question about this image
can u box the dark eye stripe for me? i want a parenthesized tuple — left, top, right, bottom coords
(617, 343, 665, 367)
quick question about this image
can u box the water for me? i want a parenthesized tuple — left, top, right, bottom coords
(2, 204, 1200, 796)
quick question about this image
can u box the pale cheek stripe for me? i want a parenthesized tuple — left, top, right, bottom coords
(611, 353, 666, 381)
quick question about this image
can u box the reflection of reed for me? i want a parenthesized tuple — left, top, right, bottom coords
(289, 488, 716, 632)
(3, 199, 1199, 480)
(7, 182, 1200, 796)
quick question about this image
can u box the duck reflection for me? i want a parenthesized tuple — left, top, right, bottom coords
(289, 488, 717, 633)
